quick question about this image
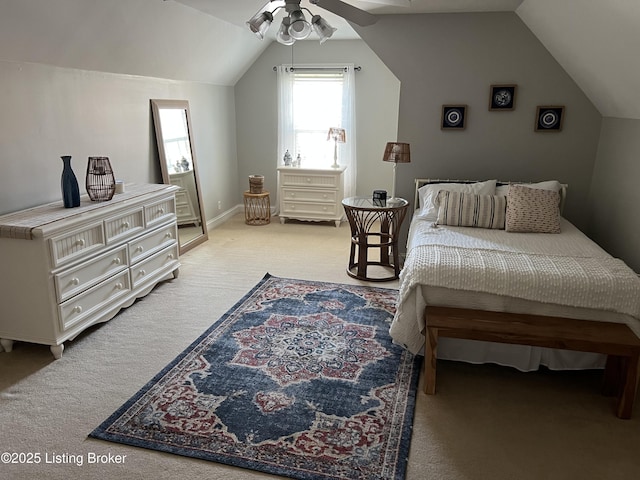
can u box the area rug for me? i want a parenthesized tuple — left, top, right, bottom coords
(90, 274, 421, 479)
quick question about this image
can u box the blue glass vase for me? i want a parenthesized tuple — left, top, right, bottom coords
(60, 155, 81, 208)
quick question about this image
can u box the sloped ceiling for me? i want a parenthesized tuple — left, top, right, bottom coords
(0, 1, 638, 119)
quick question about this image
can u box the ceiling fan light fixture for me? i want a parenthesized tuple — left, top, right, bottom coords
(246, 11, 273, 40)
(288, 10, 311, 40)
(311, 15, 336, 44)
(276, 17, 295, 45)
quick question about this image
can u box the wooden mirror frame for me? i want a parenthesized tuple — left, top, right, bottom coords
(151, 99, 208, 254)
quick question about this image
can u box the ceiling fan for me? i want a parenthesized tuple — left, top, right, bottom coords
(247, 0, 410, 44)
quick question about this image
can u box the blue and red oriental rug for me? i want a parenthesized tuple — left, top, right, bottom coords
(90, 274, 420, 479)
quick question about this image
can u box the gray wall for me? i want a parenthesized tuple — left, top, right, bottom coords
(234, 40, 400, 202)
(0, 60, 237, 223)
(587, 118, 640, 272)
(354, 12, 602, 247)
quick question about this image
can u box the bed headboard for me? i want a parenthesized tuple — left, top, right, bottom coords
(413, 179, 568, 214)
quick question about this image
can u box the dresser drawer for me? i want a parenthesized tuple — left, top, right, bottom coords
(58, 270, 131, 332)
(129, 223, 177, 264)
(49, 221, 106, 268)
(104, 207, 144, 244)
(145, 196, 176, 228)
(54, 245, 128, 303)
(281, 188, 338, 203)
(281, 201, 340, 218)
(130, 244, 179, 288)
(280, 172, 340, 189)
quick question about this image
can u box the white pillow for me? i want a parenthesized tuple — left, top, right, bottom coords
(417, 179, 497, 221)
(496, 180, 562, 197)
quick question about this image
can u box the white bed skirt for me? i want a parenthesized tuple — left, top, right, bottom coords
(436, 338, 606, 372)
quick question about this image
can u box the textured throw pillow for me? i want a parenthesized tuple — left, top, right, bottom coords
(436, 191, 506, 229)
(505, 184, 561, 233)
(417, 179, 497, 221)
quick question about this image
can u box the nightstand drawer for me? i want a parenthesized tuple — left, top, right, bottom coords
(280, 172, 340, 189)
(281, 201, 339, 217)
(281, 188, 337, 203)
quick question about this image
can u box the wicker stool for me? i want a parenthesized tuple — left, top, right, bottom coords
(243, 191, 270, 225)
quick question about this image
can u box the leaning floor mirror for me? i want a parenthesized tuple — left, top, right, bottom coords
(151, 99, 208, 254)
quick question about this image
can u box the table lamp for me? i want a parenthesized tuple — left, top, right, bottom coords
(327, 127, 346, 169)
(382, 142, 411, 204)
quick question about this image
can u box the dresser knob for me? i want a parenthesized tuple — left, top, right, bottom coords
(73, 305, 83, 314)
(122, 222, 130, 229)
(168, 253, 174, 259)
(113, 258, 121, 265)
(115, 283, 123, 290)
(76, 238, 85, 247)
(159, 208, 165, 214)
(165, 232, 172, 238)
(136, 246, 144, 252)
(139, 269, 146, 276)
(71, 277, 80, 285)
(306, 178, 311, 182)
(323, 194, 328, 199)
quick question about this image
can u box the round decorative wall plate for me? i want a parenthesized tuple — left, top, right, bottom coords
(441, 105, 467, 130)
(535, 106, 565, 132)
(539, 110, 559, 128)
(445, 109, 463, 127)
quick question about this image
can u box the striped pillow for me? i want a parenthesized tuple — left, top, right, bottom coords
(505, 184, 561, 233)
(436, 191, 506, 229)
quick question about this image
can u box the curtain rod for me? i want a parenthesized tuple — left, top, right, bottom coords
(272, 66, 362, 72)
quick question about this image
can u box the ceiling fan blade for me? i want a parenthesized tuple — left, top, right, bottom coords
(360, 0, 411, 6)
(310, 0, 379, 27)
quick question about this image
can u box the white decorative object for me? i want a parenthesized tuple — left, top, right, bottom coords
(0, 183, 180, 359)
(277, 166, 346, 228)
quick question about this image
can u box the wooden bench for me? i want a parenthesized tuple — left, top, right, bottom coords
(424, 306, 640, 419)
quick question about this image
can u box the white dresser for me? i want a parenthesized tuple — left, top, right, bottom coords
(277, 166, 346, 227)
(170, 170, 200, 227)
(0, 183, 180, 359)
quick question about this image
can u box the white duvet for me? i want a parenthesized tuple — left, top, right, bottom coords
(390, 217, 640, 360)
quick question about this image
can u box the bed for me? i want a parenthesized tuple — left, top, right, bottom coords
(389, 178, 640, 418)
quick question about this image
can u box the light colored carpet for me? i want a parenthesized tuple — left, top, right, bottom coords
(1, 213, 639, 480)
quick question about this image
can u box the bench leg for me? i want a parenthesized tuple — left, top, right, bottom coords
(616, 354, 639, 419)
(603, 355, 623, 397)
(424, 326, 438, 395)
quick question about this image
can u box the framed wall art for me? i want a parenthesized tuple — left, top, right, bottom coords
(535, 106, 565, 132)
(489, 84, 517, 111)
(441, 105, 467, 130)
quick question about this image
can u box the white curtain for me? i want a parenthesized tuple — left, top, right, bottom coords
(341, 65, 357, 199)
(276, 65, 295, 173)
(276, 64, 357, 199)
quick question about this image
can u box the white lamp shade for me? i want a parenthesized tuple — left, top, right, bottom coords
(246, 11, 273, 39)
(311, 15, 336, 44)
(289, 10, 311, 40)
(276, 17, 295, 45)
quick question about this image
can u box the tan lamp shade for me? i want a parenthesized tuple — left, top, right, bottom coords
(382, 142, 411, 164)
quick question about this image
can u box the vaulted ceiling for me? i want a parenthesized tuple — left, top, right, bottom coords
(0, 0, 638, 119)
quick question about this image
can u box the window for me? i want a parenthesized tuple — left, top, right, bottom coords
(277, 65, 357, 198)
(290, 72, 343, 168)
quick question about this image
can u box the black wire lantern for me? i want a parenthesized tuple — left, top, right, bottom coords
(86, 156, 116, 202)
